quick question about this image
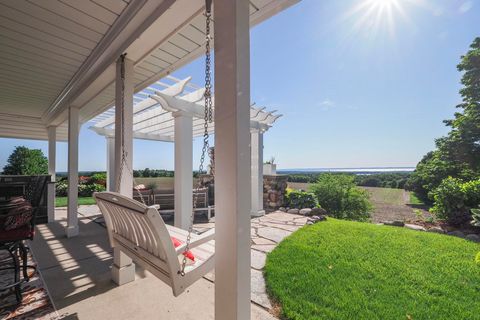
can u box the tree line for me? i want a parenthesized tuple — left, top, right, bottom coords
(406, 37, 480, 225)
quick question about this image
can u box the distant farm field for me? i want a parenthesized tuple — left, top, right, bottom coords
(287, 183, 429, 223)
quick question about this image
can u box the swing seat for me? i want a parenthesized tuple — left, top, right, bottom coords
(94, 192, 215, 297)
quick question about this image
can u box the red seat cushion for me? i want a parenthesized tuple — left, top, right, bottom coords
(171, 236, 195, 262)
(0, 225, 34, 242)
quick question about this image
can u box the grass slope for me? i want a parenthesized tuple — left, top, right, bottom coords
(265, 219, 480, 320)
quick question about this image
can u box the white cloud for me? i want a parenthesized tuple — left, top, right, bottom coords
(459, 1, 473, 14)
(319, 99, 336, 111)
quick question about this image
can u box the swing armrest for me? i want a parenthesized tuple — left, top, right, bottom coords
(175, 228, 215, 254)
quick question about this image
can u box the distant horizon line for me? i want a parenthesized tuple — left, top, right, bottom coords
(53, 166, 416, 174)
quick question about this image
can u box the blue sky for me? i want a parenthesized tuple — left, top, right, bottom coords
(0, 0, 478, 171)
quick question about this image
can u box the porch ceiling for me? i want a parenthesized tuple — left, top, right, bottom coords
(0, 0, 299, 142)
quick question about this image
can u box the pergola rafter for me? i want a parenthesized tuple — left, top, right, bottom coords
(89, 76, 281, 142)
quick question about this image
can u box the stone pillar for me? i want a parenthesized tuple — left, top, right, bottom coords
(173, 111, 193, 230)
(214, 1, 251, 319)
(263, 175, 288, 211)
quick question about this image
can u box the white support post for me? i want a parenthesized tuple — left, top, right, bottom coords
(106, 137, 115, 192)
(251, 129, 265, 217)
(47, 126, 56, 223)
(112, 55, 135, 285)
(214, 1, 251, 319)
(114, 56, 134, 198)
(111, 247, 135, 285)
(173, 111, 193, 230)
(66, 106, 79, 238)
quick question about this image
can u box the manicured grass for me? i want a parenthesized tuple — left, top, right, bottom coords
(265, 219, 480, 320)
(408, 192, 425, 205)
(55, 196, 96, 207)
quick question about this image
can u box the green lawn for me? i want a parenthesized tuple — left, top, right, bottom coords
(55, 196, 96, 207)
(265, 219, 480, 320)
(408, 192, 425, 205)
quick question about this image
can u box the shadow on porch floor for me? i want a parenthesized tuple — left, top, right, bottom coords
(30, 206, 307, 320)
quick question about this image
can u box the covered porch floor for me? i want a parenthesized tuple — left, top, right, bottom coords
(30, 207, 308, 319)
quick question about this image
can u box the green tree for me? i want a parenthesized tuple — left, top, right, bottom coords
(2, 146, 48, 175)
(408, 37, 480, 201)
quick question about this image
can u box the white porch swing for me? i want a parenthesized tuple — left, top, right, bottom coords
(95, 0, 215, 297)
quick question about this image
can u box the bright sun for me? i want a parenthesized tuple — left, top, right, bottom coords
(345, 0, 413, 39)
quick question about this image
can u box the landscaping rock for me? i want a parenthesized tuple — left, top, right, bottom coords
(310, 207, 328, 216)
(427, 226, 445, 234)
(287, 208, 299, 215)
(465, 234, 480, 242)
(404, 224, 426, 231)
(299, 208, 312, 216)
(384, 220, 405, 227)
(447, 230, 466, 238)
(306, 215, 327, 225)
(278, 207, 286, 212)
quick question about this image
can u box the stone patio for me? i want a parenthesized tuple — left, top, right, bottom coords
(30, 206, 308, 319)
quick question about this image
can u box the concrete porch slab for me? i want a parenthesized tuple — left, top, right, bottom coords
(30, 206, 305, 319)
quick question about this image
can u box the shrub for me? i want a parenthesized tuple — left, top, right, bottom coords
(90, 173, 107, 186)
(285, 189, 318, 209)
(55, 179, 105, 197)
(430, 177, 480, 225)
(78, 183, 105, 197)
(309, 174, 372, 221)
(55, 179, 68, 197)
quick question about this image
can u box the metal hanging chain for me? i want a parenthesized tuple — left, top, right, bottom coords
(116, 53, 147, 205)
(179, 0, 213, 276)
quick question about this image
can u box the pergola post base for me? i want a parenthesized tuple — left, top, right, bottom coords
(251, 210, 265, 217)
(112, 247, 135, 285)
(65, 225, 79, 238)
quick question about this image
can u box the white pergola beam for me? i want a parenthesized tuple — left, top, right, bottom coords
(96, 97, 157, 128)
(95, 77, 191, 129)
(91, 126, 174, 142)
(214, 1, 251, 319)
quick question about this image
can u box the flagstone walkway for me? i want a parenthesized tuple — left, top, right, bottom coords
(194, 211, 309, 310)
